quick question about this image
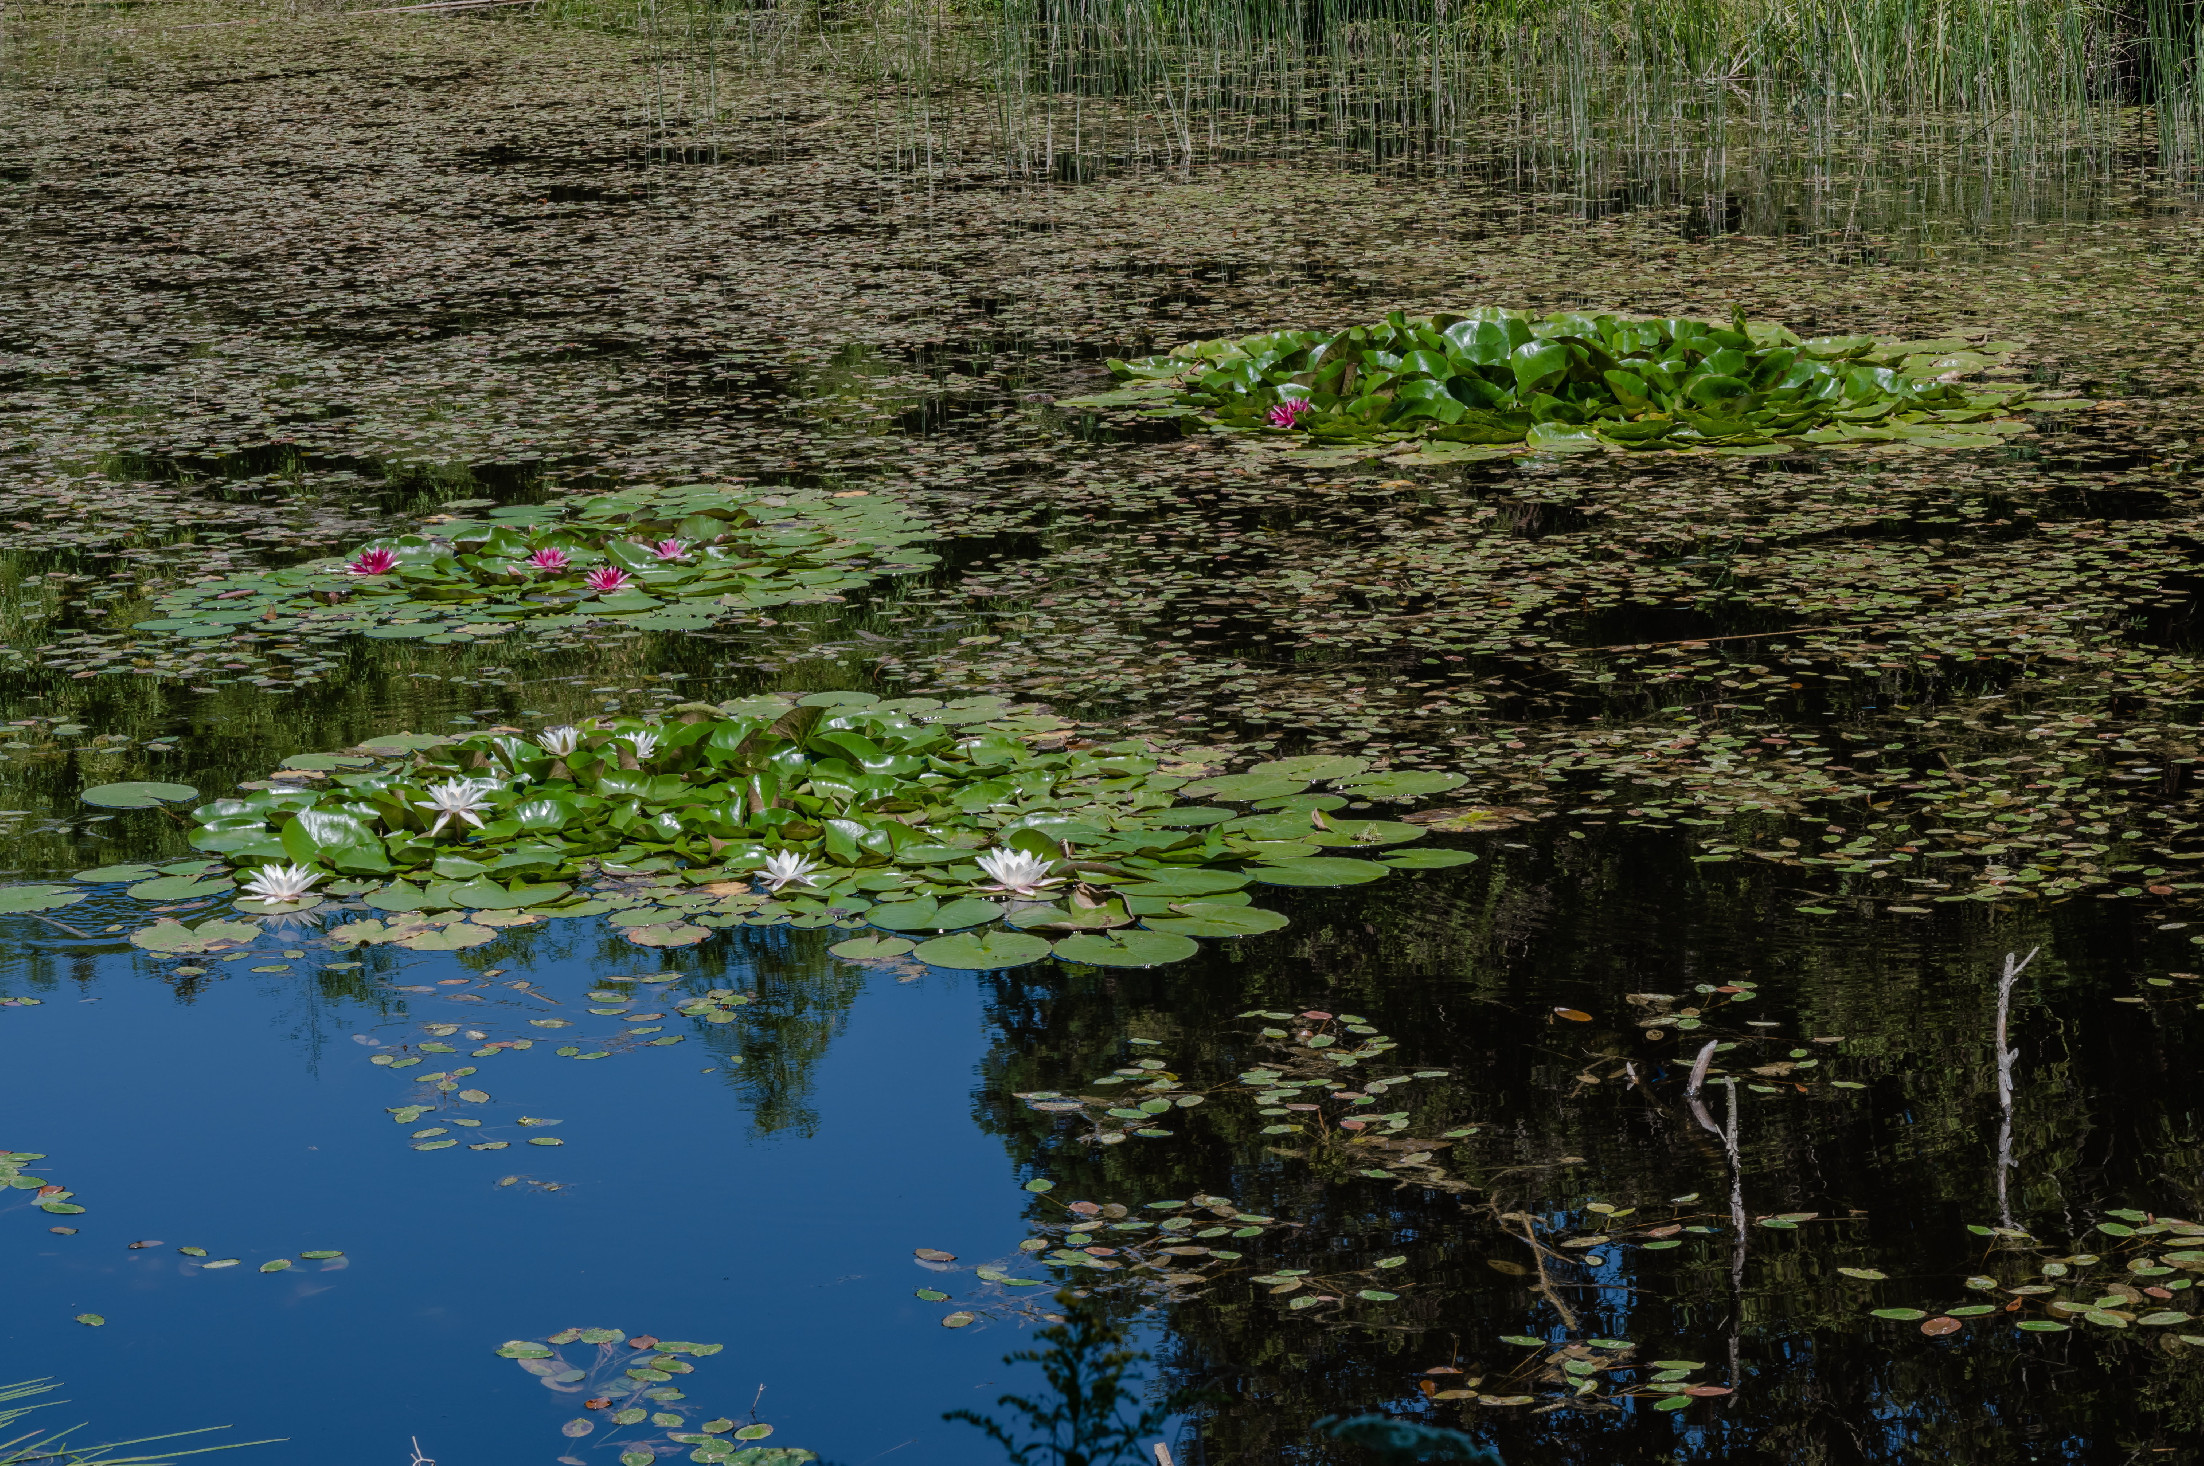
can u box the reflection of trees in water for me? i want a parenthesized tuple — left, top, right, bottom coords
(682, 926, 868, 1137)
(973, 842, 2204, 1462)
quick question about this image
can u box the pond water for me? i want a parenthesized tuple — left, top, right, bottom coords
(7, 8, 2204, 1465)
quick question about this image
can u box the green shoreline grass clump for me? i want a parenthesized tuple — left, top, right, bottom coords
(1085, 307, 2084, 458)
(128, 485, 939, 646)
(119, 694, 1476, 968)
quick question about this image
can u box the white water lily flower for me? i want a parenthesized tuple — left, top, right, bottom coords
(242, 862, 323, 903)
(975, 847, 1062, 896)
(620, 729, 661, 761)
(757, 850, 821, 892)
(536, 725, 580, 756)
(415, 778, 497, 836)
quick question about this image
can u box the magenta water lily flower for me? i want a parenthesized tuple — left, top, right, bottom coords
(1268, 398, 1315, 429)
(524, 547, 571, 572)
(648, 539, 688, 561)
(584, 566, 632, 593)
(344, 548, 398, 576)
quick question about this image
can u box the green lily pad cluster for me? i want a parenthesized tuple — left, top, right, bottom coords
(1859, 1208, 2204, 1342)
(129, 484, 939, 646)
(1088, 308, 2071, 455)
(156, 692, 1476, 969)
(493, 1329, 811, 1464)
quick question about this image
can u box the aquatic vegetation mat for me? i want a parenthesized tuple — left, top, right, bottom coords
(46, 693, 1480, 969)
(493, 1330, 812, 1465)
(127, 485, 937, 655)
(1088, 310, 2079, 461)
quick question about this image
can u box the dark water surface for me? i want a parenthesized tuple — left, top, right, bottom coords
(8, 9, 2204, 1465)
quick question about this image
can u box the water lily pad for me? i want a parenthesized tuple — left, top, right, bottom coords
(126, 875, 235, 901)
(829, 935, 916, 960)
(1248, 857, 1391, 887)
(1139, 902, 1291, 938)
(441, 878, 572, 909)
(73, 865, 159, 883)
(1380, 848, 1480, 869)
(81, 781, 199, 809)
(871, 896, 1002, 931)
(129, 918, 259, 953)
(1333, 771, 1467, 799)
(1179, 774, 1310, 801)
(0, 885, 88, 914)
(626, 922, 711, 946)
(913, 930, 1055, 969)
(1118, 870, 1251, 898)
(1248, 755, 1371, 781)
(1054, 930, 1200, 968)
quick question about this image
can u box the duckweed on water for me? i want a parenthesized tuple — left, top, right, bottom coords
(1090, 309, 2079, 461)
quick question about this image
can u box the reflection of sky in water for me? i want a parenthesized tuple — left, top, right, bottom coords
(0, 924, 1051, 1466)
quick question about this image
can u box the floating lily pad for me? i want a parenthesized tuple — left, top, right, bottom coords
(1334, 771, 1467, 799)
(81, 781, 199, 809)
(626, 922, 710, 947)
(913, 930, 1055, 969)
(73, 865, 159, 884)
(1118, 870, 1251, 898)
(1139, 902, 1291, 938)
(1248, 857, 1391, 887)
(1054, 930, 1201, 967)
(1380, 848, 1481, 869)
(129, 918, 259, 953)
(0, 885, 88, 914)
(126, 875, 235, 901)
(829, 935, 916, 960)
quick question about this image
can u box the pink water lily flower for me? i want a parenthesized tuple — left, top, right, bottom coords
(524, 547, 571, 572)
(1268, 398, 1315, 429)
(584, 566, 632, 593)
(648, 539, 689, 561)
(343, 548, 398, 576)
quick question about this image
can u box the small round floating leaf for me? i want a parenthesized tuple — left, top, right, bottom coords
(1836, 1267, 1888, 1281)
(1499, 1335, 1545, 1347)
(74, 865, 159, 883)
(0, 885, 87, 913)
(75, 1314, 105, 1327)
(1248, 857, 1390, 887)
(1053, 930, 1200, 968)
(1024, 1179, 1055, 1192)
(1920, 1316, 1962, 1336)
(127, 876, 234, 901)
(732, 1425, 774, 1440)
(1871, 1309, 1928, 1321)
(81, 782, 199, 809)
(1357, 1289, 1400, 1301)
(2016, 1320, 2070, 1331)
(1118, 870, 1251, 898)
(913, 930, 1054, 970)
(1180, 774, 1310, 801)
(1652, 1396, 1691, 1412)
(1139, 903, 1290, 938)
(1380, 848, 1480, 869)
(1247, 755, 1370, 782)
(829, 935, 914, 960)
(915, 1289, 949, 1302)
(1335, 770, 1467, 799)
